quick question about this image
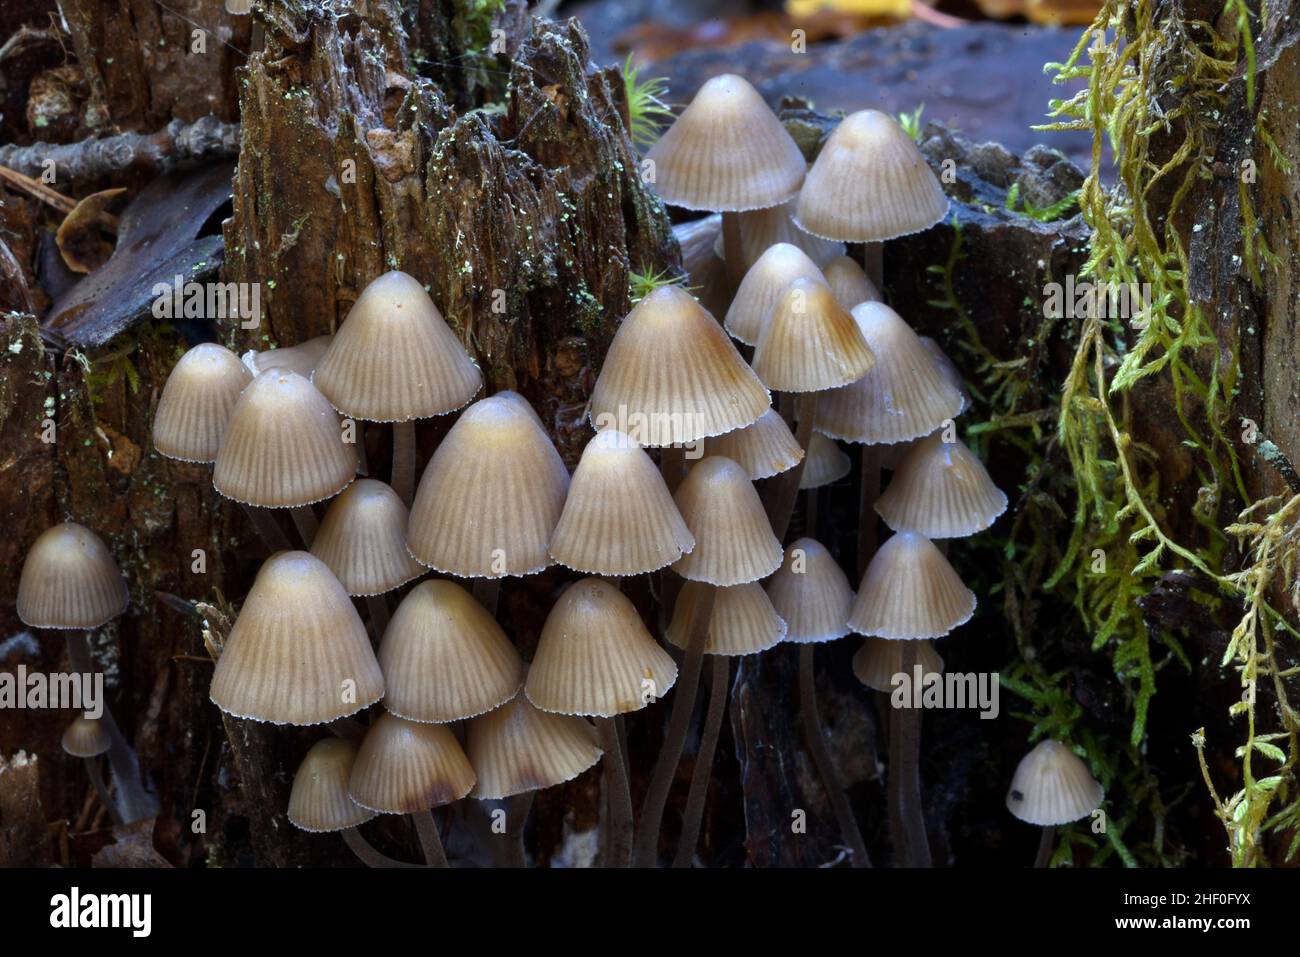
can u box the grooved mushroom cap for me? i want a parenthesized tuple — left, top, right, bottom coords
(17, 523, 128, 630)
(153, 342, 253, 463)
(766, 538, 854, 643)
(588, 285, 770, 446)
(714, 199, 845, 273)
(800, 432, 852, 490)
(919, 336, 970, 415)
(61, 715, 111, 758)
(794, 109, 949, 242)
(209, 551, 384, 725)
(287, 738, 375, 832)
(310, 479, 423, 596)
(549, 429, 695, 576)
(242, 335, 333, 380)
(313, 270, 482, 423)
(815, 302, 965, 445)
(848, 531, 976, 640)
(377, 579, 524, 724)
(874, 432, 1008, 538)
(645, 73, 807, 212)
(407, 395, 570, 578)
(701, 408, 803, 480)
(348, 712, 476, 814)
(1006, 740, 1104, 826)
(671, 456, 783, 586)
(752, 278, 875, 393)
(213, 370, 358, 508)
(466, 688, 603, 799)
(724, 243, 829, 347)
(667, 581, 786, 656)
(852, 638, 944, 693)
(823, 255, 882, 310)
(525, 578, 678, 717)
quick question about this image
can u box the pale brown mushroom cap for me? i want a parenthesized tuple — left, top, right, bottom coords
(874, 432, 1008, 538)
(310, 479, 424, 596)
(645, 73, 807, 212)
(407, 394, 570, 577)
(466, 688, 603, 799)
(822, 255, 882, 311)
(671, 456, 783, 586)
(213, 370, 358, 508)
(525, 578, 678, 717)
(1006, 740, 1104, 826)
(61, 715, 111, 758)
(766, 537, 854, 643)
(852, 637, 944, 693)
(714, 199, 845, 273)
(153, 342, 253, 464)
(17, 523, 129, 630)
(667, 581, 786, 656)
(799, 432, 852, 490)
(313, 270, 482, 423)
(209, 551, 384, 725)
(242, 335, 333, 380)
(848, 531, 976, 640)
(752, 277, 875, 393)
(794, 109, 949, 242)
(348, 712, 476, 814)
(724, 242, 829, 347)
(701, 408, 803, 480)
(378, 579, 524, 724)
(287, 738, 375, 832)
(918, 335, 970, 415)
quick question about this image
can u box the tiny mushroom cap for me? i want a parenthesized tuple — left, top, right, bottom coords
(713, 199, 845, 272)
(799, 432, 852, 490)
(588, 285, 770, 446)
(17, 523, 129, 630)
(466, 687, 603, 800)
(701, 407, 804, 480)
(225, 0, 252, 13)
(852, 637, 944, 693)
(526, 578, 679, 718)
(241, 334, 333, 379)
(312, 270, 482, 423)
(667, 581, 786, 656)
(875, 432, 1008, 538)
(310, 479, 423, 596)
(848, 531, 976, 640)
(918, 335, 970, 414)
(671, 456, 783, 586)
(724, 242, 830, 347)
(823, 255, 882, 310)
(815, 301, 965, 445)
(61, 715, 111, 758)
(209, 551, 384, 725)
(794, 109, 949, 242)
(752, 277, 876, 393)
(674, 215, 731, 320)
(287, 738, 375, 832)
(213, 370, 358, 508)
(348, 712, 476, 814)
(766, 538, 854, 643)
(378, 579, 524, 724)
(153, 342, 253, 463)
(1006, 740, 1105, 827)
(407, 394, 570, 577)
(549, 428, 695, 576)
(645, 73, 807, 212)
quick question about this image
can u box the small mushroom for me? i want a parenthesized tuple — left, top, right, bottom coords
(61, 714, 120, 826)
(874, 431, 1009, 539)
(152, 342, 253, 465)
(723, 242, 830, 347)
(1006, 740, 1105, 867)
(823, 255, 882, 311)
(701, 408, 803, 481)
(712, 198, 845, 273)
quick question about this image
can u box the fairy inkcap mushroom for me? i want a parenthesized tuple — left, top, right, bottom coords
(766, 538, 854, 643)
(1007, 739, 1105, 867)
(852, 637, 944, 693)
(310, 479, 423, 597)
(752, 277, 875, 394)
(799, 432, 852, 490)
(724, 242, 830, 347)
(702, 407, 804, 480)
(823, 255, 882, 310)
(61, 714, 121, 826)
(349, 712, 476, 815)
(874, 432, 1008, 538)
(152, 342, 253, 464)
(671, 456, 783, 587)
(849, 530, 976, 640)
(918, 335, 970, 415)
(288, 737, 375, 833)
(667, 581, 786, 656)
(242, 334, 333, 380)
(17, 523, 129, 630)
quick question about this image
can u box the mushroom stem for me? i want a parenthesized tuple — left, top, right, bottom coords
(633, 583, 714, 868)
(659, 445, 686, 495)
(240, 502, 291, 552)
(341, 826, 421, 868)
(413, 810, 449, 867)
(597, 717, 634, 867)
(83, 757, 124, 827)
(799, 643, 871, 867)
(472, 578, 500, 617)
(289, 505, 319, 547)
(720, 211, 747, 294)
(672, 653, 729, 868)
(1034, 826, 1056, 868)
(765, 392, 817, 543)
(365, 594, 391, 640)
(861, 241, 883, 288)
(806, 487, 820, 538)
(889, 641, 931, 866)
(392, 420, 417, 506)
(857, 444, 883, 578)
(505, 792, 536, 868)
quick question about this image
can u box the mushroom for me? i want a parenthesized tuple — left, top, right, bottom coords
(723, 242, 831, 347)
(874, 431, 1009, 539)
(1006, 739, 1105, 867)
(823, 255, 882, 311)
(852, 637, 944, 693)
(712, 198, 845, 273)
(152, 342, 253, 466)
(61, 714, 120, 826)
(799, 432, 852, 490)
(225, 0, 252, 13)
(241, 334, 333, 379)
(918, 336, 970, 415)
(701, 408, 803, 480)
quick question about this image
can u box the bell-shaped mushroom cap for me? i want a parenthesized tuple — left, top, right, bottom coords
(310, 479, 423, 596)
(848, 531, 975, 639)
(407, 395, 569, 577)
(715, 199, 845, 272)
(313, 271, 482, 423)
(794, 109, 949, 242)
(17, 523, 129, 630)
(852, 637, 944, 693)
(153, 343, 253, 463)
(823, 255, 882, 310)
(348, 712, 476, 814)
(1006, 740, 1104, 826)
(918, 336, 970, 414)
(766, 538, 854, 643)
(702, 408, 803, 479)
(209, 551, 384, 725)
(724, 243, 829, 347)
(800, 432, 852, 490)
(875, 432, 1008, 538)
(667, 581, 786, 656)
(752, 278, 875, 393)
(61, 715, 111, 758)
(225, 0, 252, 13)
(588, 285, 769, 446)
(550, 429, 695, 575)
(466, 688, 603, 799)
(287, 738, 375, 832)
(671, 456, 783, 586)
(242, 335, 333, 380)
(675, 215, 731, 320)
(645, 73, 806, 212)
(526, 578, 678, 717)
(378, 579, 523, 723)
(213, 370, 358, 508)
(815, 302, 964, 445)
